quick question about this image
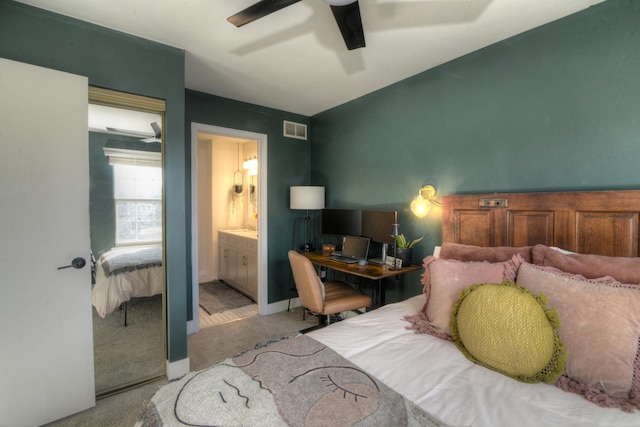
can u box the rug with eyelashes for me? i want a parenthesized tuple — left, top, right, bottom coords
(136, 335, 445, 427)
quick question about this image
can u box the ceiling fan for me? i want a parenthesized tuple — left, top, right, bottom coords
(227, 0, 365, 50)
(106, 121, 162, 143)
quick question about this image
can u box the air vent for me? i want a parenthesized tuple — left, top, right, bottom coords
(283, 120, 307, 140)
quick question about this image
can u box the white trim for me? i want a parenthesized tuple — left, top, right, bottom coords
(166, 357, 190, 380)
(188, 123, 268, 336)
(265, 298, 301, 315)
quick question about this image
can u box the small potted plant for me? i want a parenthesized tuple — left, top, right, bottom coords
(391, 234, 423, 267)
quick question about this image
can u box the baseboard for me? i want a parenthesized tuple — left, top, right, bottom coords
(166, 357, 190, 380)
(264, 297, 300, 315)
(187, 319, 199, 335)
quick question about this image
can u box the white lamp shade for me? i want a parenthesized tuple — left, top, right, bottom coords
(290, 186, 325, 210)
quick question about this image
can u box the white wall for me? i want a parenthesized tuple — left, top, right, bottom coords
(197, 137, 258, 284)
(197, 138, 214, 283)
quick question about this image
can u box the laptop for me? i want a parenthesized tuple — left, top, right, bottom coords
(328, 235, 371, 264)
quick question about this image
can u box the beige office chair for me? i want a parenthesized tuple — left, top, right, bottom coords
(288, 250, 372, 329)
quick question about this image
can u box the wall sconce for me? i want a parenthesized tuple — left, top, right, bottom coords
(410, 185, 442, 218)
(243, 156, 258, 176)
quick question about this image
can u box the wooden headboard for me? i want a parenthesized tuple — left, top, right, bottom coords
(442, 190, 640, 257)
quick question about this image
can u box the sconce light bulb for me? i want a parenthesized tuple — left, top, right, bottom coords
(410, 194, 431, 218)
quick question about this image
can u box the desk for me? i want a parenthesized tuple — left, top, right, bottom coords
(301, 252, 421, 308)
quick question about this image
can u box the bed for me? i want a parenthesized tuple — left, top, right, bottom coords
(91, 245, 163, 319)
(137, 190, 640, 426)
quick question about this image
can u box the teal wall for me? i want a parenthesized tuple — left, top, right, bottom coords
(310, 0, 640, 303)
(88, 133, 116, 256)
(0, 1, 188, 363)
(185, 90, 311, 307)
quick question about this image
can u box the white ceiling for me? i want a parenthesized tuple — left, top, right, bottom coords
(88, 104, 161, 136)
(18, 0, 605, 116)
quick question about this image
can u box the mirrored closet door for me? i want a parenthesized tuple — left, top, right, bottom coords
(88, 87, 165, 398)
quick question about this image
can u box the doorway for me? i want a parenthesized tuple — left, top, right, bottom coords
(188, 123, 268, 335)
(88, 87, 166, 398)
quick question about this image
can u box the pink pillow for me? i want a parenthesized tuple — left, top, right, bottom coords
(410, 255, 520, 336)
(440, 242, 533, 263)
(532, 244, 640, 284)
(516, 262, 640, 411)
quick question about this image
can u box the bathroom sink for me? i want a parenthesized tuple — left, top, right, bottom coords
(223, 229, 258, 238)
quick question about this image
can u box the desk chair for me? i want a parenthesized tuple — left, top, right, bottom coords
(288, 250, 372, 331)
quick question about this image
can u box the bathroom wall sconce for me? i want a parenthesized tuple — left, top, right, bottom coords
(243, 156, 258, 176)
(410, 185, 442, 218)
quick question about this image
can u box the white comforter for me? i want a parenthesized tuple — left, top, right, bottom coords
(308, 295, 640, 427)
(91, 248, 163, 318)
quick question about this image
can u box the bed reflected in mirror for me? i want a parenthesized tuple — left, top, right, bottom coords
(88, 94, 165, 398)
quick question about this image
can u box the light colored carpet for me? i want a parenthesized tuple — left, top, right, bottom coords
(44, 379, 166, 427)
(46, 306, 319, 427)
(93, 294, 164, 395)
(189, 305, 319, 371)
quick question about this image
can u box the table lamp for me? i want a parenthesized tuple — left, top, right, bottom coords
(290, 186, 325, 252)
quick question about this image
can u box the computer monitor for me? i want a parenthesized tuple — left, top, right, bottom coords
(321, 208, 362, 236)
(361, 210, 398, 244)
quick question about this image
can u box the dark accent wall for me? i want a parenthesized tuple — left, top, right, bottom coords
(1, 1, 188, 363)
(310, 0, 640, 303)
(185, 90, 311, 310)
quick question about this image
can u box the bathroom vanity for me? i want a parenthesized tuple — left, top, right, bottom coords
(218, 230, 258, 301)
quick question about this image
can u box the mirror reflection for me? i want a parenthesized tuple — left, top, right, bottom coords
(88, 102, 165, 397)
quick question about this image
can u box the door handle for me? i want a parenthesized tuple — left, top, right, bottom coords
(58, 257, 86, 270)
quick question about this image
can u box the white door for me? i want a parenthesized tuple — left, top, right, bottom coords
(0, 58, 95, 425)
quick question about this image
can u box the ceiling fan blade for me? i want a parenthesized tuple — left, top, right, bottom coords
(330, 1, 365, 50)
(227, 0, 302, 27)
(142, 121, 162, 143)
(150, 121, 161, 138)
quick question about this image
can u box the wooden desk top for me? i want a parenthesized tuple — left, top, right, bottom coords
(301, 251, 421, 281)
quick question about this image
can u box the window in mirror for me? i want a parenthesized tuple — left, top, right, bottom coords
(113, 162, 162, 245)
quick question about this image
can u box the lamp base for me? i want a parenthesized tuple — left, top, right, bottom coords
(293, 215, 319, 253)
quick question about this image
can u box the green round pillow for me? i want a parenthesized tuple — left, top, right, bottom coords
(450, 281, 566, 384)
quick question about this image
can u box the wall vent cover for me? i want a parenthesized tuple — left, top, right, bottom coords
(283, 120, 307, 140)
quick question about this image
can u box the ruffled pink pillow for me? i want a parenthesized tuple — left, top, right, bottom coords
(516, 262, 640, 412)
(532, 244, 640, 284)
(440, 242, 533, 263)
(405, 255, 521, 337)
